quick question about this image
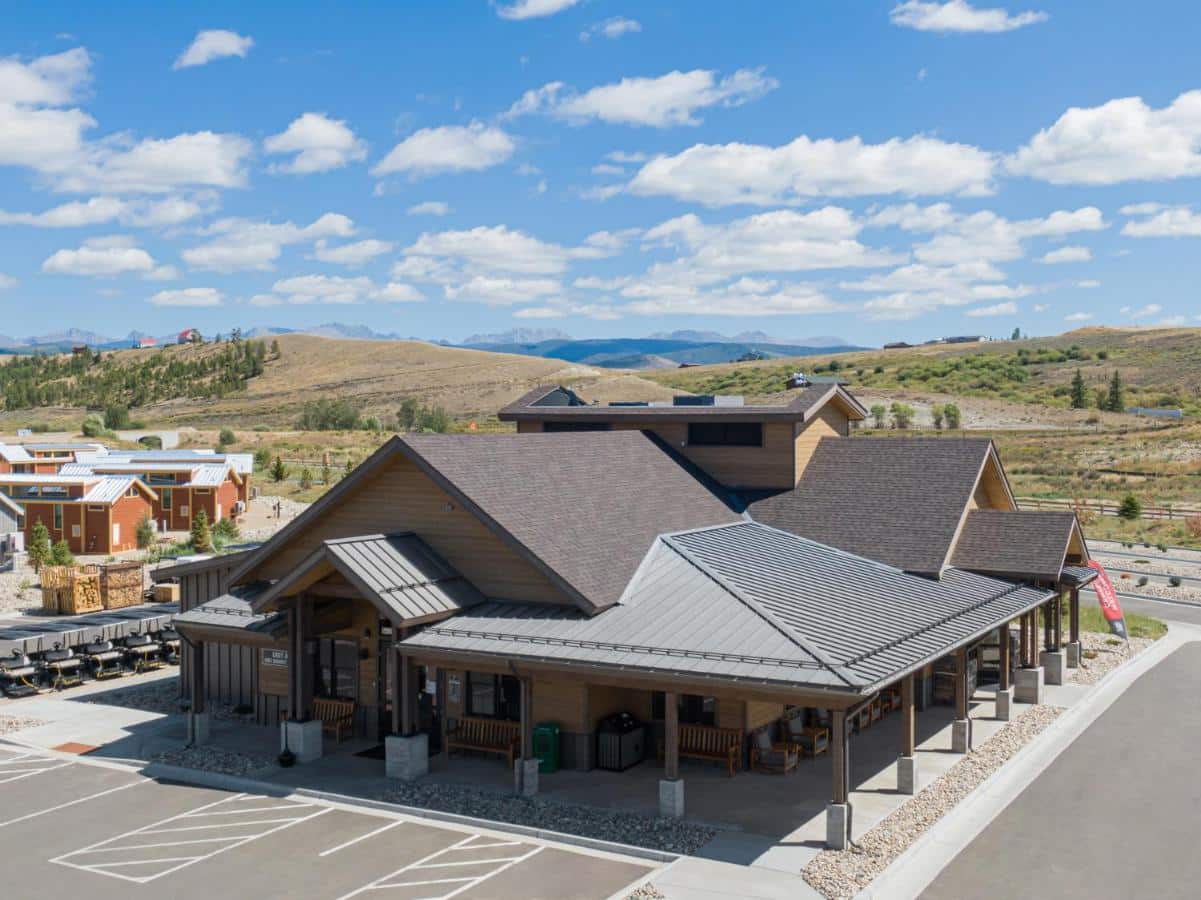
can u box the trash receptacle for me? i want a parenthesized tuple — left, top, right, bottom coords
(533, 722, 560, 773)
(596, 712, 645, 771)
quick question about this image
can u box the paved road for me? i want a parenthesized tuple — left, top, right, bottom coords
(0, 747, 651, 900)
(922, 640, 1201, 900)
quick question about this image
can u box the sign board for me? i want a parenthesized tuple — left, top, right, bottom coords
(1087, 561, 1128, 640)
(262, 648, 289, 667)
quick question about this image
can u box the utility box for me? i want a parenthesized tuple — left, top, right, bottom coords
(596, 712, 645, 772)
(533, 722, 560, 774)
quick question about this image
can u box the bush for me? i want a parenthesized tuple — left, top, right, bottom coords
(103, 404, 131, 430)
(28, 521, 51, 571)
(190, 509, 213, 553)
(50, 540, 74, 567)
(253, 448, 272, 470)
(218, 427, 236, 446)
(297, 397, 361, 431)
(418, 405, 451, 433)
(1168, 576, 1183, 587)
(213, 517, 239, 544)
(890, 402, 915, 430)
(136, 516, 156, 550)
(869, 403, 887, 429)
(81, 415, 115, 438)
(930, 403, 945, 430)
(1118, 493, 1143, 521)
(943, 402, 962, 429)
(1138, 576, 1149, 587)
(359, 416, 382, 433)
(299, 467, 314, 490)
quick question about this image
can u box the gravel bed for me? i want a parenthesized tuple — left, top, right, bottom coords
(801, 705, 1064, 900)
(82, 679, 183, 715)
(624, 884, 666, 899)
(0, 569, 48, 615)
(150, 745, 277, 777)
(1095, 555, 1201, 581)
(241, 495, 309, 542)
(1091, 541, 1201, 564)
(379, 781, 714, 855)
(1110, 579, 1201, 604)
(0, 714, 45, 735)
(1071, 632, 1155, 686)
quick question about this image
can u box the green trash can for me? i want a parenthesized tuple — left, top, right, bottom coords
(533, 722, 561, 774)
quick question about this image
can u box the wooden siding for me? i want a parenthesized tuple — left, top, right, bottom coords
(248, 454, 573, 605)
(532, 678, 589, 732)
(794, 404, 850, 482)
(970, 455, 1015, 511)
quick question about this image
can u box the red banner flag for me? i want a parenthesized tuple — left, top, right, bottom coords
(1087, 560, 1128, 640)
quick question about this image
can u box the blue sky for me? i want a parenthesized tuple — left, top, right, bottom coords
(2, 0, 1200, 345)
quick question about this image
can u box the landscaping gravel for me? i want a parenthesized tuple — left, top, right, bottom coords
(0, 714, 45, 735)
(150, 745, 277, 777)
(0, 569, 47, 615)
(801, 705, 1064, 900)
(1072, 632, 1155, 686)
(1095, 555, 1201, 581)
(379, 780, 713, 855)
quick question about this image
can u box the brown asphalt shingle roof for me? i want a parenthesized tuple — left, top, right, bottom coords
(399, 431, 744, 611)
(747, 437, 996, 576)
(950, 510, 1085, 582)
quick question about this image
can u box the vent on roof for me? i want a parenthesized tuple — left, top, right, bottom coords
(671, 395, 745, 407)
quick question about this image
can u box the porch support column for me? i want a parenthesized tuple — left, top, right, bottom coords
(386, 645, 428, 780)
(1041, 596, 1066, 686)
(399, 650, 416, 736)
(1067, 587, 1082, 668)
(951, 646, 970, 753)
(659, 690, 684, 818)
(996, 622, 1013, 721)
(516, 677, 538, 797)
(1016, 610, 1045, 705)
(897, 675, 917, 794)
(826, 709, 849, 849)
(187, 639, 209, 745)
(281, 596, 322, 763)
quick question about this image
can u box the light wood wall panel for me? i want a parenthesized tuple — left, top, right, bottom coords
(794, 406, 850, 482)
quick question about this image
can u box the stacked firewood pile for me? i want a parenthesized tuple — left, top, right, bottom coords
(41, 565, 103, 614)
(100, 562, 144, 609)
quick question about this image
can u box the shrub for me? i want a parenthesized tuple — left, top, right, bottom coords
(890, 402, 915, 430)
(51, 540, 75, 567)
(1186, 515, 1201, 539)
(103, 404, 131, 430)
(419, 405, 451, 433)
(943, 403, 962, 430)
(930, 403, 945, 430)
(359, 416, 382, 433)
(190, 509, 213, 553)
(1156, 542, 1168, 553)
(28, 522, 51, 571)
(136, 516, 156, 550)
(1169, 576, 1183, 587)
(253, 448, 272, 470)
(297, 397, 361, 431)
(213, 517, 239, 543)
(1138, 576, 1149, 587)
(81, 415, 114, 438)
(397, 398, 421, 431)
(1118, 493, 1142, 521)
(218, 427, 236, 446)
(869, 404, 887, 429)
(299, 467, 314, 490)
(270, 456, 288, 483)
(873, 365, 884, 374)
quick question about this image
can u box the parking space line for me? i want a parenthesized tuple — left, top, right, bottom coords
(337, 833, 544, 900)
(50, 791, 332, 884)
(320, 820, 403, 857)
(0, 760, 73, 784)
(0, 779, 146, 829)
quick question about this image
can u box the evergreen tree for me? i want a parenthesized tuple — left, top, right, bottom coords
(270, 456, 288, 483)
(1070, 369, 1087, 409)
(1106, 370, 1124, 413)
(1118, 493, 1142, 521)
(50, 540, 75, 567)
(190, 509, 213, 553)
(136, 515, 156, 550)
(299, 467, 314, 490)
(28, 521, 51, 570)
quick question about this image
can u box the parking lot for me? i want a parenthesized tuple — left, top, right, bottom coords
(0, 744, 653, 900)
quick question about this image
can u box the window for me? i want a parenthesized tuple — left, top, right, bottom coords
(466, 672, 521, 721)
(53, 504, 62, 531)
(71, 524, 81, 538)
(147, 473, 176, 486)
(314, 638, 358, 700)
(687, 422, 763, 447)
(161, 488, 172, 510)
(543, 421, 612, 432)
(194, 488, 210, 495)
(652, 692, 717, 727)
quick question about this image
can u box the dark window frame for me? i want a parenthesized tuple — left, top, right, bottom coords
(466, 671, 521, 721)
(686, 421, 764, 447)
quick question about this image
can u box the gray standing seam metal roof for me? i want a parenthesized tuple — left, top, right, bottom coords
(951, 510, 1085, 582)
(1061, 565, 1100, 587)
(172, 584, 284, 635)
(747, 436, 997, 576)
(0, 492, 22, 517)
(0, 603, 179, 656)
(0, 443, 34, 462)
(324, 534, 485, 622)
(403, 521, 1051, 694)
(81, 476, 150, 504)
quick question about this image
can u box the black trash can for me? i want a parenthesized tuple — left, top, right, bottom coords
(595, 712, 645, 771)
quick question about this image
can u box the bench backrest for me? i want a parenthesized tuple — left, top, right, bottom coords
(313, 698, 354, 722)
(453, 716, 520, 745)
(680, 723, 742, 754)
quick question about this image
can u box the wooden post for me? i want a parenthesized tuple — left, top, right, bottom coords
(437, 667, 449, 755)
(900, 675, 915, 757)
(285, 607, 297, 719)
(399, 652, 414, 736)
(1019, 613, 1029, 668)
(998, 623, 1011, 691)
(190, 639, 205, 714)
(954, 647, 968, 721)
(831, 709, 847, 804)
(520, 678, 533, 760)
(296, 597, 312, 721)
(1070, 588, 1080, 644)
(1043, 601, 1052, 652)
(664, 690, 680, 780)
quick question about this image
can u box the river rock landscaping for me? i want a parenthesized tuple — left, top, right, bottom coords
(1071, 632, 1155, 686)
(801, 705, 1064, 900)
(150, 745, 277, 777)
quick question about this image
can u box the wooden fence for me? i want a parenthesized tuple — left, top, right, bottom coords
(1017, 496, 1201, 521)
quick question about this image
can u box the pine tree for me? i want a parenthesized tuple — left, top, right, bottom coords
(1070, 369, 1087, 409)
(50, 540, 75, 566)
(299, 467, 313, 490)
(270, 455, 288, 483)
(28, 521, 51, 571)
(190, 509, 213, 553)
(1106, 370, 1124, 413)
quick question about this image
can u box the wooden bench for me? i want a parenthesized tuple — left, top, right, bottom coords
(678, 724, 743, 777)
(313, 697, 355, 744)
(446, 716, 521, 767)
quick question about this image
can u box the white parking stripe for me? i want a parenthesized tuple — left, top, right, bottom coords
(337, 833, 544, 900)
(0, 779, 146, 829)
(0, 761, 73, 784)
(320, 820, 403, 857)
(51, 791, 331, 884)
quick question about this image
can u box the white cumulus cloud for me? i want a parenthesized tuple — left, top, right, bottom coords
(1038, 245, 1092, 264)
(965, 300, 1018, 317)
(312, 238, 394, 266)
(148, 287, 223, 307)
(373, 123, 515, 177)
(890, 2, 1047, 33)
(1064, 311, 1093, 322)
(580, 17, 641, 42)
(495, 0, 581, 20)
(1122, 205, 1201, 237)
(42, 235, 155, 276)
(406, 201, 451, 216)
(173, 30, 254, 70)
(184, 212, 355, 272)
(265, 112, 366, 174)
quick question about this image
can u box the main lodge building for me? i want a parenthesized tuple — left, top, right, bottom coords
(159, 385, 1094, 848)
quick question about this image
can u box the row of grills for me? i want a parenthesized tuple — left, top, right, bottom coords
(0, 627, 180, 698)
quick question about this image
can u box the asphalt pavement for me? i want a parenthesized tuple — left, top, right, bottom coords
(921, 640, 1201, 900)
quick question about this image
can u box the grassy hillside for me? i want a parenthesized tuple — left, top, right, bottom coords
(648, 327, 1201, 416)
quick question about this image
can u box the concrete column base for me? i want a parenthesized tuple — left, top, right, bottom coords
(1066, 641, 1081, 669)
(995, 688, 1013, 722)
(897, 755, 918, 795)
(659, 778, 685, 819)
(280, 719, 323, 763)
(826, 802, 849, 850)
(514, 758, 539, 797)
(1015, 666, 1045, 704)
(385, 733, 428, 780)
(1041, 650, 1066, 685)
(187, 711, 210, 745)
(951, 718, 970, 753)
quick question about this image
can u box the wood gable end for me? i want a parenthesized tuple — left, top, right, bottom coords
(230, 438, 579, 609)
(942, 442, 1019, 575)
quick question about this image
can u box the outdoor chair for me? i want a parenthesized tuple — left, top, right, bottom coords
(783, 716, 829, 758)
(749, 728, 799, 775)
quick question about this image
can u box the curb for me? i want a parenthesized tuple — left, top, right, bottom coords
(855, 628, 1196, 900)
